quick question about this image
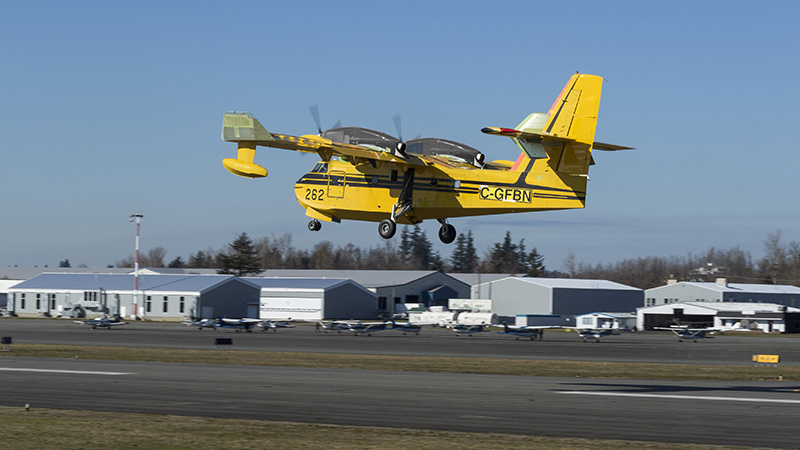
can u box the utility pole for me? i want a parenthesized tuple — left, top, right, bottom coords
(129, 213, 143, 319)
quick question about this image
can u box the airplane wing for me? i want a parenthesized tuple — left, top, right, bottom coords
(222, 112, 433, 178)
(481, 127, 634, 151)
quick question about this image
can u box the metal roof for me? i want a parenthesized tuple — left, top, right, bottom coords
(575, 312, 637, 318)
(639, 301, 800, 313)
(480, 277, 640, 291)
(446, 273, 527, 285)
(257, 270, 463, 288)
(9, 273, 247, 293)
(682, 282, 800, 294)
(244, 278, 351, 290)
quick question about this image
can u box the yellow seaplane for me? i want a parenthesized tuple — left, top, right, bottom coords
(221, 73, 631, 243)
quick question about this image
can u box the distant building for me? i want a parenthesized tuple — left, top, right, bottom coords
(8, 273, 259, 320)
(644, 278, 800, 307)
(636, 301, 800, 333)
(257, 270, 469, 314)
(245, 278, 377, 320)
(574, 312, 637, 331)
(472, 277, 643, 324)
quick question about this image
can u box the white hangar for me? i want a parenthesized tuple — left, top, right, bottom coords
(472, 277, 643, 324)
(7, 273, 259, 320)
(244, 277, 377, 321)
(636, 301, 800, 332)
(645, 279, 800, 308)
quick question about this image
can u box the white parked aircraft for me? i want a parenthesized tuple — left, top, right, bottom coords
(74, 315, 129, 330)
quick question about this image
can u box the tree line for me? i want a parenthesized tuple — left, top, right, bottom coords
(114, 226, 547, 277)
(113, 228, 800, 290)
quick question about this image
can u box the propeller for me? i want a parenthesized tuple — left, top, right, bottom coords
(310, 103, 323, 135)
(310, 104, 342, 135)
(392, 114, 407, 158)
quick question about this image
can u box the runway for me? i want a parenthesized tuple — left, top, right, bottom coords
(2, 318, 800, 447)
(3, 318, 800, 366)
(2, 357, 800, 447)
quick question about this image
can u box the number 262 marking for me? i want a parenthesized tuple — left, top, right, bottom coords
(306, 189, 324, 201)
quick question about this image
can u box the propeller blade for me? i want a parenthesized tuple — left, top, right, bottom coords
(393, 114, 403, 142)
(309, 103, 323, 135)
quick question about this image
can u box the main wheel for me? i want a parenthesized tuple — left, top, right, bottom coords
(378, 219, 396, 239)
(438, 223, 456, 244)
(308, 220, 322, 232)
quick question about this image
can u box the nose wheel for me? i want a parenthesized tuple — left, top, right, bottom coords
(308, 219, 322, 232)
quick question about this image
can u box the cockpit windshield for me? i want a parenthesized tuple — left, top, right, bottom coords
(311, 162, 329, 173)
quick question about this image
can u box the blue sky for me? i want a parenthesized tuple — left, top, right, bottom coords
(2, 1, 799, 270)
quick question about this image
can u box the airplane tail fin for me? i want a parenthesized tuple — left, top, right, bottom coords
(482, 73, 630, 175)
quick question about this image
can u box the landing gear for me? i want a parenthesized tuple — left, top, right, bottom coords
(308, 219, 322, 232)
(378, 219, 396, 239)
(437, 219, 456, 244)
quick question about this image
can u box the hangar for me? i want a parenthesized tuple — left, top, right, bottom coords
(472, 277, 643, 324)
(7, 273, 259, 320)
(644, 279, 800, 307)
(258, 270, 468, 315)
(637, 301, 800, 332)
(245, 277, 377, 321)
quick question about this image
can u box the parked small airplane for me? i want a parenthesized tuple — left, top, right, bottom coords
(575, 328, 620, 342)
(348, 321, 389, 336)
(655, 326, 718, 342)
(207, 318, 259, 332)
(74, 315, 129, 330)
(388, 319, 423, 335)
(259, 318, 296, 332)
(186, 318, 217, 329)
(452, 323, 490, 336)
(496, 323, 561, 340)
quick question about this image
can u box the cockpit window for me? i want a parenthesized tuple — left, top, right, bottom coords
(311, 162, 329, 173)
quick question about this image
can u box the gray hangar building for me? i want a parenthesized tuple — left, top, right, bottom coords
(472, 277, 643, 323)
(644, 279, 800, 307)
(244, 278, 378, 321)
(8, 273, 259, 320)
(258, 270, 469, 314)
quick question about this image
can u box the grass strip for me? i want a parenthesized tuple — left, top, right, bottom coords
(0, 406, 768, 450)
(1, 343, 797, 381)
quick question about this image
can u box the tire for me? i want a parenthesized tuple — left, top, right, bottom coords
(438, 223, 456, 244)
(378, 219, 396, 239)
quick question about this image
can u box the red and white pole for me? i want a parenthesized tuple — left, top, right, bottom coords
(130, 213, 143, 319)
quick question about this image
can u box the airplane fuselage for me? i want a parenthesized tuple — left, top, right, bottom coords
(294, 157, 587, 225)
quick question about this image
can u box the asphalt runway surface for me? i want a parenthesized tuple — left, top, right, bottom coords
(3, 319, 800, 447)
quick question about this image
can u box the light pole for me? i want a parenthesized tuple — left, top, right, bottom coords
(129, 213, 143, 319)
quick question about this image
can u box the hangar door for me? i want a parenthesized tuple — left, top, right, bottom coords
(260, 296, 322, 321)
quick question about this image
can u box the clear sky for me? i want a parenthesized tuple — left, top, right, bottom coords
(2, 0, 799, 270)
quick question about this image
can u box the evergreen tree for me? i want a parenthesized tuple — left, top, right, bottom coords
(526, 247, 546, 276)
(485, 231, 521, 273)
(450, 230, 479, 272)
(59, 259, 71, 268)
(167, 256, 186, 268)
(408, 225, 433, 269)
(217, 232, 262, 276)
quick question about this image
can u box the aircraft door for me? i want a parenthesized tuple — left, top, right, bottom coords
(328, 170, 346, 199)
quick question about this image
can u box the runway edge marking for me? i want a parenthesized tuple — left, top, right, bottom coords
(0, 367, 135, 376)
(559, 391, 800, 404)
